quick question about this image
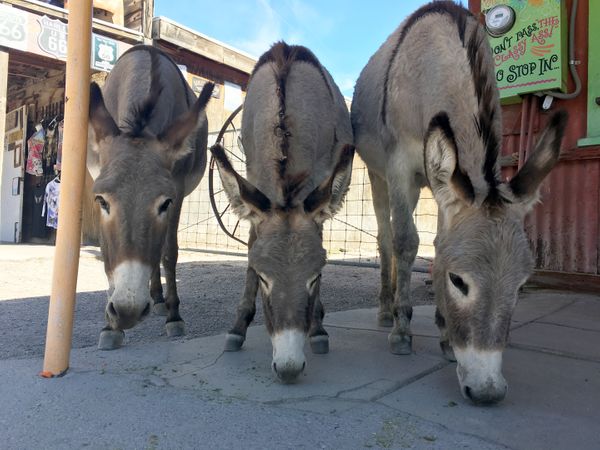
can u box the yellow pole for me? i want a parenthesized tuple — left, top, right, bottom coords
(42, 0, 93, 377)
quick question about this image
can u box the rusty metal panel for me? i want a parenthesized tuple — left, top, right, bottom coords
(526, 159, 600, 274)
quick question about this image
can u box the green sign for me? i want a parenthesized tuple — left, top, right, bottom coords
(484, 0, 567, 101)
(92, 35, 118, 72)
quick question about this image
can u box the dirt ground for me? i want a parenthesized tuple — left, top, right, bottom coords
(0, 244, 433, 360)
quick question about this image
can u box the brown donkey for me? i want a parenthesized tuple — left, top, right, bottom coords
(351, 2, 567, 403)
(88, 45, 214, 350)
(211, 42, 354, 383)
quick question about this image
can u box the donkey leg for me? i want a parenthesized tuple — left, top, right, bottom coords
(163, 198, 185, 337)
(150, 264, 167, 316)
(387, 166, 421, 355)
(435, 307, 456, 362)
(368, 170, 394, 327)
(309, 278, 329, 354)
(225, 226, 258, 352)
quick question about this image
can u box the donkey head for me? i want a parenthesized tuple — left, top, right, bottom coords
(424, 110, 567, 404)
(89, 81, 214, 330)
(212, 144, 354, 382)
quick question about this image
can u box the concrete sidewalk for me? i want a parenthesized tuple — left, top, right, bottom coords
(1, 289, 599, 449)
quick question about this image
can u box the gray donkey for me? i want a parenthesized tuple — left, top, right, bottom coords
(211, 42, 354, 383)
(351, 2, 567, 404)
(87, 45, 214, 350)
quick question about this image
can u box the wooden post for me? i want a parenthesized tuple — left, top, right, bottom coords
(42, 0, 93, 377)
(0, 51, 8, 234)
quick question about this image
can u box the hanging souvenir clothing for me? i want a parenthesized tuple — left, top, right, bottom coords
(56, 120, 64, 171)
(26, 126, 45, 177)
(44, 120, 57, 168)
(42, 176, 61, 229)
(31, 182, 49, 238)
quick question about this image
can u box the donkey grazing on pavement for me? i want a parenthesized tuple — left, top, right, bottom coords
(88, 45, 214, 350)
(351, 2, 567, 404)
(211, 42, 354, 383)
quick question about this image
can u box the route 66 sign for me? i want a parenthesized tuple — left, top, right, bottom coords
(37, 15, 67, 59)
(92, 35, 117, 72)
(0, 4, 28, 51)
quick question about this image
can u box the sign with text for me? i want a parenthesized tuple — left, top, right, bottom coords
(37, 15, 67, 59)
(484, 0, 567, 101)
(92, 34, 118, 71)
(0, 4, 131, 72)
(0, 4, 28, 51)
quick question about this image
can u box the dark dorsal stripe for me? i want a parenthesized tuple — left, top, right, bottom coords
(382, 1, 472, 124)
(251, 42, 333, 179)
(121, 45, 192, 107)
(465, 23, 502, 205)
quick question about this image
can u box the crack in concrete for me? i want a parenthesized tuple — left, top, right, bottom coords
(510, 298, 578, 332)
(507, 342, 600, 363)
(370, 361, 450, 402)
(533, 320, 600, 333)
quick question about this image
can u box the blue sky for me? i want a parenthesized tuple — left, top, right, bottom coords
(154, 0, 432, 97)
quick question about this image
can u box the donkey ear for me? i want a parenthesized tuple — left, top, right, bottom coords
(304, 144, 355, 224)
(507, 110, 567, 212)
(89, 82, 120, 148)
(210, 143, 271, 223)
(159, 82, 215, 163)
(424, 112, 475, 213)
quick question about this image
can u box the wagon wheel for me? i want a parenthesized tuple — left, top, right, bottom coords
(208, 104, 247, 246)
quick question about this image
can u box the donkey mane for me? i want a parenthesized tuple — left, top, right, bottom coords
(382, 1, 472, 125)
(383, 1, 502, 205)
(251, 41, 333, 181)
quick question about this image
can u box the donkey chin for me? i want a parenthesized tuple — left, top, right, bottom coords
(105, 260, 153, 330)
(453, 346, 507, 405)
(271, 329, 307, 383)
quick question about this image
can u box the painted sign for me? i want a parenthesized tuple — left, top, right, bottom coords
(92, 34, 118, 71)
(0, 4, 28, 51)
(0, 4, 131, 72)
(484, 0, 567, 101)
(37, 15, 68, 59)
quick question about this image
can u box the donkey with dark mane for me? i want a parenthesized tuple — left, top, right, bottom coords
(211, 42, 354, 383)
(352, 2, 566, 403)
(87, 45, 214, 350)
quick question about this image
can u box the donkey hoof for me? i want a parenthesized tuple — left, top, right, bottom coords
(440, 340, 456, 362)
(98, 329, 125, 350)
(166, 320, 186, 337)
(388, 334, 412, 355)
(310, 335, 329, 354)
(224, 333, 245, 352)
(153, 302, 167, 316)
(377, 312, 394, 328)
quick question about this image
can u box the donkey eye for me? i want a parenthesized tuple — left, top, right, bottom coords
(448, 272, 469, 296)
(95, 195, 110, 214)
(158, 199, 172, 215)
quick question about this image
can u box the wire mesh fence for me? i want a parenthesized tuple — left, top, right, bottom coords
(178, 129, 438, 265)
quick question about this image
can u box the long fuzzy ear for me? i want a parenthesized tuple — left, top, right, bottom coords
(159, 82, 215, 163)
(304, 144, 355, 224)
(210, 144, 271, 223)
(508, 110, 568, 212)
(89, 82, 120, 145)
(424, 112, 475, 215)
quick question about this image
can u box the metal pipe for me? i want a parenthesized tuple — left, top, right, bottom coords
(541, 0, 581, 100)
(42, 0, 93, 377)
(517, 96, 530, 170)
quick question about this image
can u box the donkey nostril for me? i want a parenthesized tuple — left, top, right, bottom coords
(141, 303, 150, 317)
(108, 302, 118, 318)
(464, 386, 473, 400)
(302, 361, 306, 371)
